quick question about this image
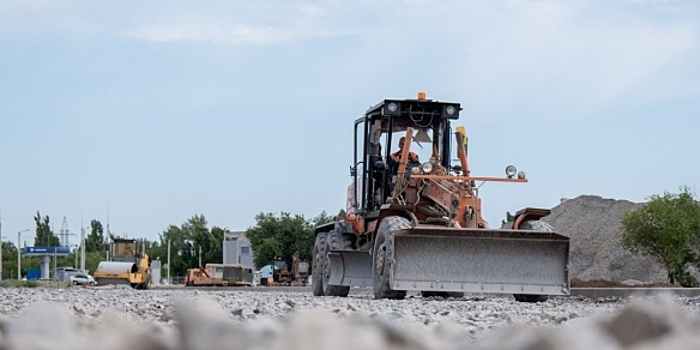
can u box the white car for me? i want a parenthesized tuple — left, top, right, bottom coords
(70, 273, 97, 286)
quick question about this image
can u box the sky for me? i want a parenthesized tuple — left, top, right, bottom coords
(1, 0, 699, 246)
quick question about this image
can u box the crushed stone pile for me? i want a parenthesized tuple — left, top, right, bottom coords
(1, 288, 700, 350)
(541, 195, 668, 283)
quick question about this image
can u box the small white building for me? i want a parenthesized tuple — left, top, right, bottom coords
(223, 230, 256, 270)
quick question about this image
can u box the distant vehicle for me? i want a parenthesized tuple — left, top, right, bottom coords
(70, 273, 97, 286)
(93, 236, 152, 289)
(184, 263, 254, 287)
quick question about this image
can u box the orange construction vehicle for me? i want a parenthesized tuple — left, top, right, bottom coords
(266, 253, 310, 286)
(185, 266, 229, 286)
(185, 263, 254, 287)
(312, 92, 570, 302)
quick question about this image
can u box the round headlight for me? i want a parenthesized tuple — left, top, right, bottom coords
(446, 105, 455, 115)
(411, 167, 421, 175)
(387, 102, 398, 112)
(505, 165, 517, 177)
(517, 171, 526, 180)
(421, 162, 433, 174)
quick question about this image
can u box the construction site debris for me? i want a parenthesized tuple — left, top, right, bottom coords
(542, 195, 669, 284)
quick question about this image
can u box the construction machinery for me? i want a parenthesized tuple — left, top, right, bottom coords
(185, 263, 254, 287)
(185, 266, 228, 286)
(93, 236, 152, 289)
(312, 92, 570, 302)
(269, 253, 310, 286)
(291, 252, 310, 285)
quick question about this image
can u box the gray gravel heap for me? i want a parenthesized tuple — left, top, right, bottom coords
(541, 195, 668, 283)
(1, 287, 700, 350)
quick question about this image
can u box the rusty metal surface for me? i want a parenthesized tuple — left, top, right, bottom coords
(327, 249, 373, 287)
(390, 227, 570, 296)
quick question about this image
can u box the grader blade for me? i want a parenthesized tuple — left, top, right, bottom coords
(389, 227, 570, 296)
(327, 250, 373, 287)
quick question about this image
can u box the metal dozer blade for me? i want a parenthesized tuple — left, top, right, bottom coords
(390, 226, 570, 296)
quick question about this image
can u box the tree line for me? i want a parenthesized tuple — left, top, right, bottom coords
(1, 208, 341, 281)
(1, 211, 111, 280)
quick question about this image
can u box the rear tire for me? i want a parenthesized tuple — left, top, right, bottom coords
(312, 232, 328, 296)
(322, 230, 352, 297)
(373, 216, 409, 300)
(513, 219, 554, 303)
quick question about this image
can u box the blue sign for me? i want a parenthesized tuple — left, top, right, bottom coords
(26, 269, 41, 280)
(21, 246, 71, 255)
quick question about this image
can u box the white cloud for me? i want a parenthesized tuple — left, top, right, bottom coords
(4, 0, 697, 117)
(119, 2, 359, 46)
(123, 23, 291, 45)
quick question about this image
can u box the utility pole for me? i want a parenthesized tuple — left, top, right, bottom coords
(53, 246, 57, 282)
(198, 245, 202, 267)
(167, 239, 171, 284)
(80, 223, 86, 272)
(17, 229, 29, 280)
(80, 211, 85, 272)
(17, 231, 20, 280)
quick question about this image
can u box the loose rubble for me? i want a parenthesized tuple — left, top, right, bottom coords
(0, 287, 700, 349)
(541, 195, 669, 283)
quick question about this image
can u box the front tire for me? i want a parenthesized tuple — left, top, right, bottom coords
(513, 219, 554, 303)
(373, 216, 409, 300)
(322, 230, 352, 297)
(312, 232, 328, 296)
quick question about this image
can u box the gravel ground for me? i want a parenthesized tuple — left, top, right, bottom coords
(2, 287, 700, 349)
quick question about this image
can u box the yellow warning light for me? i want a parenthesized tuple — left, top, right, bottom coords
(456, 126, 468, 145)
(417, 91, 426, 100)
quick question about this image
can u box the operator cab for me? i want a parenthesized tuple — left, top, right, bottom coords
(110, 236, 147, 264)
(350, 92, 462, 217)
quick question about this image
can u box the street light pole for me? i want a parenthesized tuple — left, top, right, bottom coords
(80, 226, 86, 272)
(17, 229, 29, 280)
(167, 239, 171, 284)
(74, 245, 78, 268)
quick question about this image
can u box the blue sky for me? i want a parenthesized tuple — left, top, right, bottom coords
(1, 0, 699, 246)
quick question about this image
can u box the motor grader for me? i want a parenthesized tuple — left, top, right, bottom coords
(312, 92, 570, 302)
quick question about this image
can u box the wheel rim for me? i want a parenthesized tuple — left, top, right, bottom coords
(323, 253, 331, 289)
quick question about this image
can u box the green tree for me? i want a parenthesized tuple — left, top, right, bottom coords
(148, 214, 226, 279)
(33, 211, 59, 247)
(621, 186, 700, 287)
(336, 208, 347, 219)
(155, 224, 194, 278)
(246, 212, 309, 270)
(1, 241, 19, 279)
(246, 210, 335, 272)
(85, 219, 105, 253)
(501, 211, 515, 225)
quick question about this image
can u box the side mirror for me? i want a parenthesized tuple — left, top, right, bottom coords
(349, 166, 356, 176)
